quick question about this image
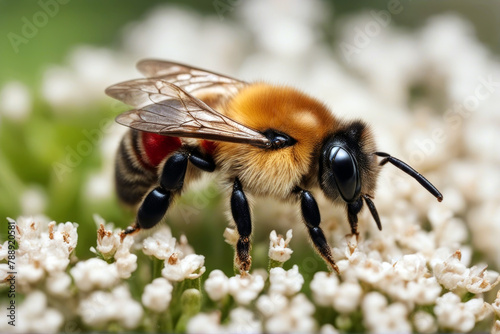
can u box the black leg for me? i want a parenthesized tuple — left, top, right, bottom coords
(347, 197, 363, 236)
(295, 187, 339, 273)
(125, 150, 216, 235)
(230, 178, 252, 272)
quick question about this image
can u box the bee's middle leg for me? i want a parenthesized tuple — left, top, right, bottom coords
(126, 149, 215, 235)
(295, 187, 339, 274)
(230, 177, 252, 273)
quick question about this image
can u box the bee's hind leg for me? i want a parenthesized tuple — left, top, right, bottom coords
(230, 178, 252, 273)
(294, 187, 339, 274)
(128, 149, 216, 233)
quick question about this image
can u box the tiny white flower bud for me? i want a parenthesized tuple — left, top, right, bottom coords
(142, 277, 173, 312)
(204, 270, 229, 301)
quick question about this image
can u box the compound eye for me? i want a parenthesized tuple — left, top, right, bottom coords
(329, 146, 360, 202)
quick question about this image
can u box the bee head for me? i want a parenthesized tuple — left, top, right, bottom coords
(319, 120, 443, 233)
(319, 120, 378, 204)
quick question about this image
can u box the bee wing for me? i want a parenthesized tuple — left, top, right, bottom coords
(105, 78, 270, 148)
(136, 59, 246, 96)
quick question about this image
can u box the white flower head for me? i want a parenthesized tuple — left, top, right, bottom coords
(257, 293, 288, 317)
(332, 281, 363, 313)
(434, 292, 490, 332)
(493, 290, 500, 318)
(432, 250, 468, 290)
(310, 271, 339, 307)
(413, 311, 437, 334)
(45, 272, 72, 298)
(70, 258, 119, 292)
(16, 291, 64, 334)
(268, 229, 293, 263)
(204, 269, 229, 302)
(362, 292, 411, 333)
(187, 312, 221, 334)
(226, 307, 262, 334)
(269, 265, 304, 296)
(79, 285, 143, 330)
(162, 253, 205, 281)
(458, 265, 500, 293)
(265, 293, 316, 333)
(0, 241, 9, 261)
(95, 222, 120, 260)
(393, 253, 427, 281)
(142, 277, 173, 313)
(492, 320, 500, 334)
(223, 227, 239, 247)
(228, 272, 265, 305)
(142, 226, 177, 260)
(114, 235, 138, 279)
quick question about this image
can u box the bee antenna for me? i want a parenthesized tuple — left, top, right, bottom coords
(375, 152, 443, 202)
(362, 195, 382, 231)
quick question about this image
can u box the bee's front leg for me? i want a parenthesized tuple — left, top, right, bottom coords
(230, 177, 252, 273)
(123, 149, 215, 237)
(294, 187, 339, 274)
(347, 197, 363, 238)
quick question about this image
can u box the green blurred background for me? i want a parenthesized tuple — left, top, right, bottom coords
(0, 0, 499, 271)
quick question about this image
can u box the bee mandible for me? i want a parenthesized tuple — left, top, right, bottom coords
(106, 60, 443, 273)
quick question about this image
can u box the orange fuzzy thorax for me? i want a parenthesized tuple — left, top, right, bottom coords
(214, 83, 341, 198)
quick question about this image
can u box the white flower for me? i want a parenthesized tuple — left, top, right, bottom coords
(223, 227, 239, 247)
(226, 307, 262, 333)
(492, 320, 500, 334)
(142, 277, 173, 313)
(434, 292, 491, 332)
(332, 281, 363, 313)
(268, 229, 293, 263)
(269, 265, 304, 296)
(410, 277, 442, 306)
(187, 312, 222, 334)
(257, 293, 288, 317)
(176, 234, 195, 258)
(45, 272, 72, 297)
(492, 290, 500, 317)
(114, 236, 138, 279)
(0, 81, 31, 121)
(265, 294, 316, 333)
(228, 273, 265, 305)
(310, 271, 339, 307)
(95, 222, 120, 259)
(393, 253, 427, 281)
(432, 250, 468, 290)
(204, 270, 229, 302)
(413, 311, 437, 334)
(142, 226, 177, 260)
(458, 265, 500, 293)
(362, 292, 411, 333)
(16, 291, 64, 334)
(79, 285, 143, 330)
(70, 258, 119, 291)
(0, 241, 8, 261)
(162, 253, 205, 281)
(320, 324, 339, 334)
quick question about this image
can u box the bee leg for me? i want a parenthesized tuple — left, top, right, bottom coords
(135, 152, 189, 230)
(346, 197, 363, 238)
(295, 187, 339, 274)
(230, 178, 252, 273)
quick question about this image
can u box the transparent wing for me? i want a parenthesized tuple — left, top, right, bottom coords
(105, 78, 270, 148)
(136, 59, 246, 96)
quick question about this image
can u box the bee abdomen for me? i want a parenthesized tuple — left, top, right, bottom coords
(115, 130, 158, 206)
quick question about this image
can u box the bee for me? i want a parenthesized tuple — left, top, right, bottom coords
(106, 59, 442, 273)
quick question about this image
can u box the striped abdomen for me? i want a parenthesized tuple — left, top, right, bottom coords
(115, 130, 182, 206)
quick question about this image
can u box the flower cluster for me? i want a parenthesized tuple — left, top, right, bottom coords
(2, 0, 500, 333)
